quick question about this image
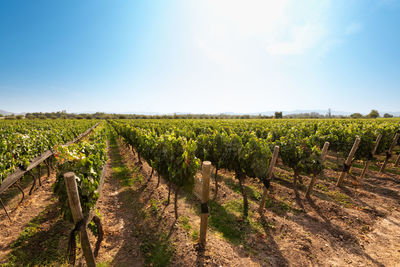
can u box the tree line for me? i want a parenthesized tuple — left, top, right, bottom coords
(0, 110, 396, 120)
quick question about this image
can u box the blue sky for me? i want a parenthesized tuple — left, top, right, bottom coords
(0, 0, 399, 114)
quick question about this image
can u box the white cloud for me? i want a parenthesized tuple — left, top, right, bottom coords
(194, 0, 289, 36)
(188, 0, 334, 58)
(161, 0, 370, 113)
(266, 23, 327, 55)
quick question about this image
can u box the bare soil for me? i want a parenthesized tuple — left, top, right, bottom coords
(90, 139, 145, 266)
(0, 166, 71, 265)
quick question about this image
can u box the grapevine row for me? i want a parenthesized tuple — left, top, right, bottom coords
(52, 122, 108, 222)
(110, 119, 400, 218)
(0, 119, 97, 184)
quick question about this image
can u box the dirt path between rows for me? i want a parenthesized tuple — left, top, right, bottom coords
(92, 139, 145, 266)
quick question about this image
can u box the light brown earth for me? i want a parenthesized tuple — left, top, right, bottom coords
(0, 167, 63, 262)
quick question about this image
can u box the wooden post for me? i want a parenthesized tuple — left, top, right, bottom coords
(15, 181, 25, 206)
(306, 142, 329, 198)
(0, 198, 11, 221)
(336, 138, 361, 186)
(380, 133, 399, 173)
(360, 134, 382, 180)
(45, 158, 51, 177)
(321, 141, 330, 161)
(64, 172, 96, 267)
(259, 146, 280, 214)
(28, 171, 36, 195)
(395, 153, 400, 167)
(199, 161, 211, 246)
(37, 164, 42, 186)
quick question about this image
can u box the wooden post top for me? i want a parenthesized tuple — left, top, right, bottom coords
(202, 161, 212, 176)
(202, 161, 211, 167)
(64, 172, 76, 179)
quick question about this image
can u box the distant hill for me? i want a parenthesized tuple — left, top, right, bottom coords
(253, 110, 350, 116)
(0, 109, 13, 116)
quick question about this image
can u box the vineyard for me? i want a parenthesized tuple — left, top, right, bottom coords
(1, 118, 400, 266)
(0, 119, 97, 183)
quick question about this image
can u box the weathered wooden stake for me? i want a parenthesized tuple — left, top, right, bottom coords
(15, 181, 25, 207)
(37, 164, 42, 186)
(64, 172, 96, 267)
(45, 158, 51, 177)
(0, 198, 11, 221)
(336, 138, 361, 187)
(360, 134, 382, 180)
(259, 146, 280, 214)
(28, 171, 36, 195)
(306, 142, 330, 198)
(199, 161, 211, 246)
(395, 153, 400, 167)
(321, 141, 330, 161)
(380, 133, 399, 173)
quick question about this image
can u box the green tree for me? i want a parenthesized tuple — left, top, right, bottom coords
(367, 110, 379, 118)
(274, 112, 283, 119)
(350, 113, 363, 118)
(383, 113, 393, 118)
